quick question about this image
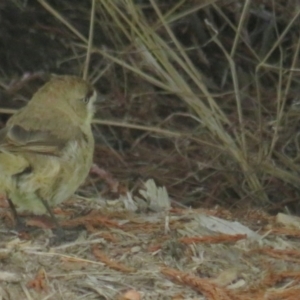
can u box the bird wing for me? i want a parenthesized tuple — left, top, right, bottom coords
(0, 124, 67, 156)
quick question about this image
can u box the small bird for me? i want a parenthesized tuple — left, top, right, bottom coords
(0, 75, 97, 229)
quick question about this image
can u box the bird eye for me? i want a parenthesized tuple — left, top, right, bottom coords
(82, 89, 94, 104)
(82, 96, 90, 103)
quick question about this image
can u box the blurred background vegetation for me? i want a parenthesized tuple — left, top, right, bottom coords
(1, 0, 300, 214)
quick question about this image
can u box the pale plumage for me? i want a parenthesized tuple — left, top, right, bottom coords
(0, 75, 96, 216)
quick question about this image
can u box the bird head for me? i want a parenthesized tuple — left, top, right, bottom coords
(30, 75, 97, 124)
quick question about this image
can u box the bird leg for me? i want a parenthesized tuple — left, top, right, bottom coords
(7, 198, 26, 231)
(39, 197, 66, 244)
(39, 198, 78, 245)
(7, 196, 59, 231)
(8, 196, 77, 244)
(39, 198, 61, 229)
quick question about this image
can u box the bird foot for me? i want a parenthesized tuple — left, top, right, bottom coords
(49, 228, 79, 246)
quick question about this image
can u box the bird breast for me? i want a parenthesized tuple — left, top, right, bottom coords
(0, 135, 93, 214)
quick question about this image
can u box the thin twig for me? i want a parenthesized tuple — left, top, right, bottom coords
(83, 0, 96, 80)
(37, 0, 88, 43)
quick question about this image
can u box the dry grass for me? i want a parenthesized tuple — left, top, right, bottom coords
(0, 194, 300, 299)
(1, 0, 300, 299)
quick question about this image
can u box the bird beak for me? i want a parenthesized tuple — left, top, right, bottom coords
(93, 92, 105, 109)
(96, 93, 105, 103)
